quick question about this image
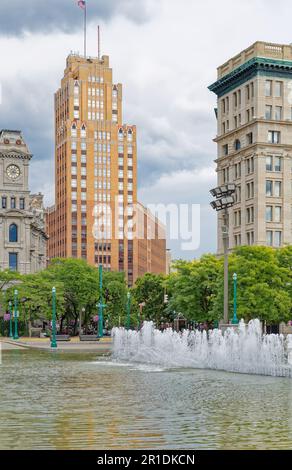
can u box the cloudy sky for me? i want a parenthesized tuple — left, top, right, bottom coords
(1, 0, 292, 259)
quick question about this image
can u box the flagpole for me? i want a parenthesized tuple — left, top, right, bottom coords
(84, 3, 87, 57)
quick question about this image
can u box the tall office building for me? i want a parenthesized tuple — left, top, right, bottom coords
(209, 42, 292, 254)
(47, 52, 166, 284)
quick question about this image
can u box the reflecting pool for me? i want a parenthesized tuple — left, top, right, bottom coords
(0, 350, 292, 449)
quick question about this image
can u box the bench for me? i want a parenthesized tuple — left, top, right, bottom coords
(79, 335, 100, 342)
(50, 335, 71, 342)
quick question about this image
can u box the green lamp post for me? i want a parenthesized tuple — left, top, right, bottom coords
(13, 289, 19, 340)
(126, 291, 131, 330)
(232, 273, 239, 325)
(97, 265, 106, 339)
(51, 287, 57, 348)
(8, 300, 13, 338)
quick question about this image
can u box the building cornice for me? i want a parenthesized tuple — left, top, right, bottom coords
(0, 150, 32, 160)
(208, 57, 292, 97)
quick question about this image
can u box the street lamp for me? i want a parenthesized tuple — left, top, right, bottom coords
(210, 183, 236, 325)
(79, 307, 85, 337)
(8, 301, 13, 339)
(51, 287, 57, 349)
(13, 289, 19, 340)
(232, 273, 239, 325)
(126, 291, 131, 330)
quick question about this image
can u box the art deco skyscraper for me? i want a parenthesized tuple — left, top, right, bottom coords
(47, 52, 166, 284)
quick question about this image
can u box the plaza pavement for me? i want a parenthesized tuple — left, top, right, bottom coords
(0, 336, 112, 353)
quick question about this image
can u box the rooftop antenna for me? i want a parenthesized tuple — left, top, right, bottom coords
(98, 25, 101, 60)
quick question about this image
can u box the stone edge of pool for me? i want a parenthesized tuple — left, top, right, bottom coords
(0, 338, 112, 353)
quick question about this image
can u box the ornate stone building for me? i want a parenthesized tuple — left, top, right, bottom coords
(209, 42, 292, 253)
(0, 129, 47, 274)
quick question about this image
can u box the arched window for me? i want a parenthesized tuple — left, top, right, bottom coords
(9, 224, 18, 243)
(81, 124, 86, 138)
(234, 139, 241, 151)
(71, 123, 77, 137)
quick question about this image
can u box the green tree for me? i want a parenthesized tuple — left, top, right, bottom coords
(132, 273, 167, 326)
(167, 255, 221, 324)
(212, 246, 292, 324)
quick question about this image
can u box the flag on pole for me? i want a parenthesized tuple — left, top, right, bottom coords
(77, 0, 87, 57)
(78, 0, 86, 9)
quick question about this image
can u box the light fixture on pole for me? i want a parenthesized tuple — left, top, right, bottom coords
(126, 291, 131, 330)
(13, 289, 19, 340)
(8, 300, 13, 339)
(232, 273, 239, 325)
(210, 183, 236, 325)
(51, 287, 57, 349)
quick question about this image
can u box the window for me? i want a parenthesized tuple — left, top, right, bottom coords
(265, 105, 272, 120)
(266, 231, 273, 246)
(246, 181, 254, 199)
(235, 185, 241, 203)
(247, 231, 254, 246)
(74, 110, 79, 119)
(246, 85, 250, 101)
(266, 156, 273, 171)
(2, 196, 7, 209)
(265, 80, 272, 97)
(9, 224, 18, 243)
(234, 139, 241, 151)
(235, 162, 241, 179)
(9, 253, 18, 272)
(246, 206, 254, 224)
(11, 197, 16, 209)
(268, 131, 280, 144)
(223, 144, 228, 156)
(81, 125, 86, 138)
(246, 157, 254, 175)
(246, 109, 250, 122)
(266, 180, 273, 196)
(275, 206, 282, 223)
(233, 92, 237, 108)
(274, 156, 282, 172)
(274, 231, 282, 247)
(246, 132, 253, 145)
(275, 106, 282, 120)
(275, 81, 282, 98)
(20, 198, 25, 210)
(71, 124, 77, 137)
(266, 206, 273, 222)
(274, 181, 281, 197)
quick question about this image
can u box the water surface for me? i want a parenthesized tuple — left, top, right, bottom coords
(0, 350, 292, 450)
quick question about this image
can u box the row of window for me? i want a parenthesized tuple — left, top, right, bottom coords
(222, 109, 255, 133)
(234, 230, 282, 247)
(234, 205, 282, 226)
(232, 155, 282, 181)
(265, 105, 283, 121)
(1, 197, 25, 210)
(265, 80, 283, 98)
(88, 88, 104, 97)
(88, 100, 104, 109)
(233, 180, 282, 203)
(222, 82, 255, 114)
(222, 130, 280, 156)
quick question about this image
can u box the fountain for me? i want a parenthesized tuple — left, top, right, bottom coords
(112, 320, 292, 377)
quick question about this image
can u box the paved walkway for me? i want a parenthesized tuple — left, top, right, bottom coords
(0, 337, 112, 353)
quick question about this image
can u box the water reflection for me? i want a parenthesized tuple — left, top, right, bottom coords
(0, 351, 292, 449)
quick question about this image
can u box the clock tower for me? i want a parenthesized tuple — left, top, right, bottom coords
(0, 129, 48, 274)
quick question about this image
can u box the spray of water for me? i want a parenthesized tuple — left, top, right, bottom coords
(112, 320, 292, 377)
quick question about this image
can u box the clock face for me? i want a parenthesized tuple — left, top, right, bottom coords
(6, 164, 21, 180)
